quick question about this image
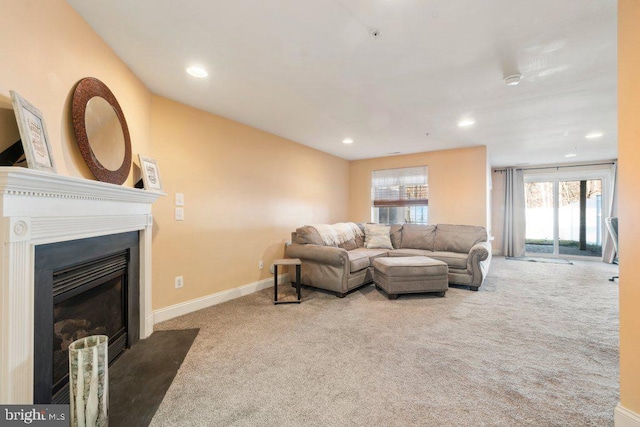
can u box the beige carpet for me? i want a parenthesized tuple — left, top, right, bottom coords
(150, 256, 619, 426)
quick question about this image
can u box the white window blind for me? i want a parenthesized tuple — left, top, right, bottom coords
(371, 166, 428, 224)
(372, 166, 428, 207)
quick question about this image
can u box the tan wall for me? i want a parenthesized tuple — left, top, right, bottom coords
(0, 0, 152, 184)
(490, 170, 506, 254)
(618, 0, 640, 415)
(150, 96, 349, 309)
(349, 146, 488, 227)
(0, 0, 349, 311)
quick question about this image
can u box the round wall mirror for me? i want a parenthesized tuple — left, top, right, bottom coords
(72, 77, 131, 184)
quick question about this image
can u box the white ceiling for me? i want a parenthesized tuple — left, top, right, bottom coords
(67, 0, 617, 167)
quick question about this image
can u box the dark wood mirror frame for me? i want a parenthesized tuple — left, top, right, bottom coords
(71, 77, 131, 185)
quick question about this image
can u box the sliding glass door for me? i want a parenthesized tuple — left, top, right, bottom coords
(558, 180, 602, 256)
(525, 182, 555, 254)
(525, 175, 604, 258)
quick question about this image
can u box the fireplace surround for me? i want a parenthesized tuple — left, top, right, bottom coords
(0, 167, 163, 403)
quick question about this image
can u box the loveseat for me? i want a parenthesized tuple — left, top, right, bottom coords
(285, 223, 492, 297)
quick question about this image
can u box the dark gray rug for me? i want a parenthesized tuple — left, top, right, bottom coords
(506, 256, 574, 264)
(109, 329, 199, 427)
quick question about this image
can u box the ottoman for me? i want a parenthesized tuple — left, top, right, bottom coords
(373, 256, 449, 299)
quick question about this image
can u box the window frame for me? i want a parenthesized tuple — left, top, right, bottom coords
(371, 166, 428, 225)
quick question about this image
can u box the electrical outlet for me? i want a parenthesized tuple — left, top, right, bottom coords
(258, 260, 264, 270)
(175, 276, 184, 289)
(175, 207, 184, 221)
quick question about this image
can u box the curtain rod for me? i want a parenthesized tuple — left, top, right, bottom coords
(493, 161, 615, 173)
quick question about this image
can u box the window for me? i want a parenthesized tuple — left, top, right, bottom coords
(371, 166, 428, 224)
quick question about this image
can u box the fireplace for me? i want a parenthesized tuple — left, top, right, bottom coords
(33, 232, 139, 404)
(0, 167, 163, 403)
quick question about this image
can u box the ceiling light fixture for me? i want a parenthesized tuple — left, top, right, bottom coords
(504, 74, 523, 86)
(458, 119, 475, 127)
(186, 66, 208, 78)
(585, 132, 603, 139)
(565, 153, 577, 158)
(342, 138, 354, 144)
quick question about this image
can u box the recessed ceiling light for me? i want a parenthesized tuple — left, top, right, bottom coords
(458, 119, 475, 127)
(504, 74, 523, 86)
(186, 66, 208, 78)
(585, 132, 603, 139)
(342, 138, 354, 144)
(565, 153, 577, 158)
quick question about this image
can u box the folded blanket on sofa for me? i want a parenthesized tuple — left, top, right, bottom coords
(310, 222, 363, 246)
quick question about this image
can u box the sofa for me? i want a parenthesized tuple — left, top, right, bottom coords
(285, 223, 492, 297)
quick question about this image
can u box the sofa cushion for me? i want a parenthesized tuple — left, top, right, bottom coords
(355, 223, 366, 247)
(400, 224, 436, 250)
(434, 224, 487, 253)
(389, 248, 433, 257)
(429, 251, 469, 270)
(390, 225, 403, 249)
(295, 225, 324, 245)
(347, 251, 370, 272)
(349, 248, 389, 265)
(364, 224, 393, 249)
(338, 239, 358, 251)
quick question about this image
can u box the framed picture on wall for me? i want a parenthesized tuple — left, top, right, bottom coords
(138, 154, 163, 192)
(10, 91, 57, 173)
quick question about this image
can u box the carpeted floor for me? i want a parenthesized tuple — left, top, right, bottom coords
(150, 256, 619, 426)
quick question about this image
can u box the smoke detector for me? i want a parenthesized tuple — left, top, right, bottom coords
(504, 74, 523, 86)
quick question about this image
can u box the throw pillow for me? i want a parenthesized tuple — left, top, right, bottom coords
(364, 224, 393, 249)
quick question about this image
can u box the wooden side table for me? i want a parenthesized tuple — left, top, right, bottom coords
(272, 258, 302, 304)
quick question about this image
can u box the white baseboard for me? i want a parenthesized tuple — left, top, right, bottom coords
(144, 314, 154, 338)
(152, 274, 287, 324)
(616, 403, 640, 427)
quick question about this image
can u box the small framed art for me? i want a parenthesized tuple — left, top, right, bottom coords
(138, 155, 163, 191)
(10, 90, 56, 173)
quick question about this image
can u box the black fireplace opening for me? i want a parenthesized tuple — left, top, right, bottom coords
(34, 232, 140, 404)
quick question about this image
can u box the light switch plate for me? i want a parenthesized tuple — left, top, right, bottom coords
(175, 207, 184, 221)
(175, 193, 184, 206)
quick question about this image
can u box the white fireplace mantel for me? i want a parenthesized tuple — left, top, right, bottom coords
(0, 167, 164, 403)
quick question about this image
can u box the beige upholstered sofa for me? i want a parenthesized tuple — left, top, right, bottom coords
(285, 223, 492, 297)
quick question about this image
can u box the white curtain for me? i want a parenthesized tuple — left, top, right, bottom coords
(602, 162, 618, 263)
(503, 168, 526, 257)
